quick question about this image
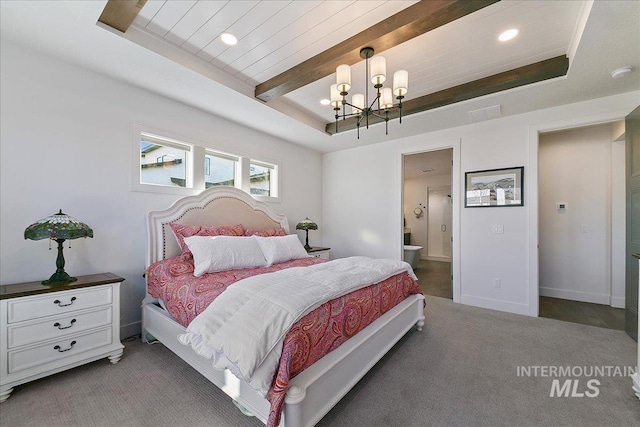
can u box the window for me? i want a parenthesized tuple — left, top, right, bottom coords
(250, 160, 277, 197)
(132, 125, 280, 201)
(205, 151, 238, 189)
(139, 134, 189, 188)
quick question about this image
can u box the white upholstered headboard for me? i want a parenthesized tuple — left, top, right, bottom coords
(146, 187, 289, 267)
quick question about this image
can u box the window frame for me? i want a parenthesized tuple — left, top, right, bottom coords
(131, 124, 281, 202)
(204, 149, 240, 189)
(134, 129, 196, 195)
(249, 159, 279, 201)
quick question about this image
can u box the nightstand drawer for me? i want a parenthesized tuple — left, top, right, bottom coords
(310, 251, 329, 260)
(306, 247, 330, 260)
(6, 286, 112, 323)
(7, 307, 112, 349)
(8, 327, 113, 374)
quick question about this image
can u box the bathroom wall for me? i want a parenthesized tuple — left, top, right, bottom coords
(403, 151, 452, 260)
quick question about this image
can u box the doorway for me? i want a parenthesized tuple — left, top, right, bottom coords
(537, 122, 626, 329)
(403, 148, 453, 299)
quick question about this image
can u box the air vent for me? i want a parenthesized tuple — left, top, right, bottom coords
(468, 104, 502, 122)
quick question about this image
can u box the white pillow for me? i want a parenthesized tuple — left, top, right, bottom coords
(253, 234, 309, 266)
(184, 236, 267, 277)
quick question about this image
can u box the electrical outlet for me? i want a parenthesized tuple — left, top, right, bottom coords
(492, 225, 504, 234)
(580, 224, 588, 233)
(493, 278, 501, 288)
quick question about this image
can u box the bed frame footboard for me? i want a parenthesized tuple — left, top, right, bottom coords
(141, 293, 424, 427)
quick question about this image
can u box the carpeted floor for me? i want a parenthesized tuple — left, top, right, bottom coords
(1, 297, 638, 427)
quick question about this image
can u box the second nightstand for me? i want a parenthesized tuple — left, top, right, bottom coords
(307, 247, 331, 260)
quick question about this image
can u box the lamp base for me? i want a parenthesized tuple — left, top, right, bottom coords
(42, 270, 77, 285)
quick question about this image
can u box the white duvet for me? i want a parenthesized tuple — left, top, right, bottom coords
(178, 256, 416, 396)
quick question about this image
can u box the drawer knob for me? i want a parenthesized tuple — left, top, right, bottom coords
(53, 319, 77, 330)
(53, 297, 76, 307)
(54, 341, 77, 353)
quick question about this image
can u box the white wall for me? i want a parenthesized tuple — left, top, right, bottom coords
(404, 174, 451, 255)
(610, 121, 626, 309)
(323, 91, 639, 316)
(538, 124, 616, 305)
(0, 41, 323, 338)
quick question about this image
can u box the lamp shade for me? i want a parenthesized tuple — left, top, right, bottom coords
(393, 70, 408, 97)
(336, 64, 351, 93)
(25, 210, 93, 285)
(330, 84, 341, 108)
(24, 210, 93, 241)
(352, 94, 365, 115)
(380, 87, 394, 109)
(295, 217, 318, 231)
(370, 55, 386, 85)
(296, 217, 317, 251)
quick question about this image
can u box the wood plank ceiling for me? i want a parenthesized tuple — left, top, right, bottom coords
(98, 0, 584, 136)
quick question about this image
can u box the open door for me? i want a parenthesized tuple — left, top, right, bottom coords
(625, 106, 640, 341)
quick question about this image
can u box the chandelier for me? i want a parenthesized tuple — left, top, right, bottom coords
(330, 47, 408, 138)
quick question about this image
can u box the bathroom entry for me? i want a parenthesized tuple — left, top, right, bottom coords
(403, 148, 453, 299)
(427, 186, 452, 261)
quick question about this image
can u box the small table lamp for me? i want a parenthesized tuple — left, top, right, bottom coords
(24, 210, 93, 285)
(296, 217, 318, 251)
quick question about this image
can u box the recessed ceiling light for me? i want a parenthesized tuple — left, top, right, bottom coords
(611, 67, 632, 78)
(221, 33, 238, 46)
(498, 29, 519, 42)
(320, 98, 331, 106)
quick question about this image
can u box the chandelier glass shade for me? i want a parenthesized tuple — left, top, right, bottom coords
(331, 47, 408, 138)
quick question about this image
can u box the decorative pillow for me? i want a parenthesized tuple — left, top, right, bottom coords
(169, 223, 245, 260)
(244, 228, 287, 237)
(184, 236, 267, 277)
(168, 259, 195, 276)
(253, 234, 309, 267)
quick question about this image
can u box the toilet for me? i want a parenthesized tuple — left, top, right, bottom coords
(403, 245, 423, 269)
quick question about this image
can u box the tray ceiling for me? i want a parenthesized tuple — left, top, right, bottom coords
(109, 0, 586, 132)
(3, 1, 637, 153)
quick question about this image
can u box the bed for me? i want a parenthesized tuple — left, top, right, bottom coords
(141, 186, 425, 426)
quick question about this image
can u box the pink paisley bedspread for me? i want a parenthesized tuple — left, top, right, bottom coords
(146, 256, 422, 427)
(267, 271, 421, 426)
(146, 256, 327, 326)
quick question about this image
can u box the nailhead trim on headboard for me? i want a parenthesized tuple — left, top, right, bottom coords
(161, 201, 220, 259)
(148, 188, 288, 266)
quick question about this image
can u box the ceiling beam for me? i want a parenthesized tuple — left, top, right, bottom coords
(98, 0, 147, 33)
(325, 55, 570, 135)
(255, 0, 500, 103)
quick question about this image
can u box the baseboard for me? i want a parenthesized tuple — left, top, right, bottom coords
(539, 287, 610, 305)
(460, 294, 530, 316)
(121, 320, 141, 340)
(611, 296, 625, 309)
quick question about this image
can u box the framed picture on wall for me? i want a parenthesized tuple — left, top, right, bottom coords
(465, 166, 524, 207)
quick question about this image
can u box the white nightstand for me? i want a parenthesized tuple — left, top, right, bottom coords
(0, 273, 124, 402)
(307, 247, 330, 260)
